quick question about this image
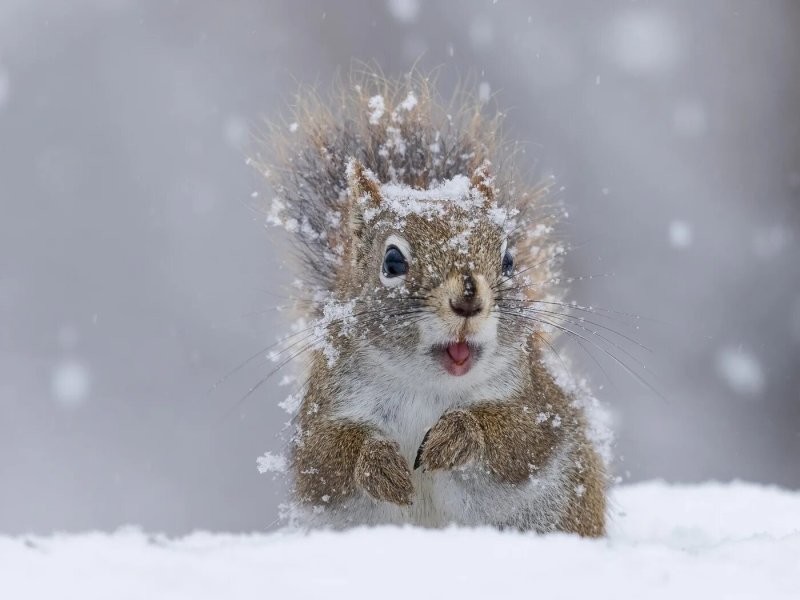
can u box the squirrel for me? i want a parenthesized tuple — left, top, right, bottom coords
(255, 71, 609, 536)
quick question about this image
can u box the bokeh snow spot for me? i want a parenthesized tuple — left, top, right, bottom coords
(752, 225, 790, 260)
(0, 64, 9, 110)
(386, 0, 419, 23)
(222, 114, 248, 150)
(469, 18, 494, 47)
(668, 220, 692, 249)
(716, 347, 764, 396)
(791, 295, 800, 343)
(478, 81, 491, 104)
(51, 360, 91, 408)
(605, 10, 681, 74)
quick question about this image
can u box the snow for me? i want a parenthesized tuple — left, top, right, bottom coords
(314, 298, 357, 366)
(256, 452, 287, 474)
(469, 18, 494, 47)
(397, 91, 417, 112)
(2, 482, 798, 599)
(0, 64, 8, 109)
(277, 392, 301, 415)
(386, 0, 419, 24)
(792, 296, 800, 342)
(716, 346, 764, 396)
(367, 94, 385, 125)
(222, 114, 247, 149)
(752, 224, 790, 259)
(478, 81, 491, 103)
(604, 10, 681, 74)
(50, 359, 91, 408)
(668, 219, 693, 248)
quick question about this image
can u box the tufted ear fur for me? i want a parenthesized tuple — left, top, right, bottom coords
(346, 158, 382, 208)
(340, 158, 382, 288)
(470, 160, 495, 208)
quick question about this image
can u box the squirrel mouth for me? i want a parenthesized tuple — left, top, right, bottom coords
(438, 341, 477, 376)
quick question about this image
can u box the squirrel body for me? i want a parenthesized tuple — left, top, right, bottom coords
(258, 72, 609, 536)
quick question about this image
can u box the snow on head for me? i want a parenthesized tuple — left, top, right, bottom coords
(377, 175, 473, 219)
(371, 174, 518, 252)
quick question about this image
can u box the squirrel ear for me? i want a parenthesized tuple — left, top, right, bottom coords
(470, 160, 495, 208)
(346, 158, 382, 208)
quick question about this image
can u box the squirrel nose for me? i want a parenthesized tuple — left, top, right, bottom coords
(448, 274, 485, 318)
(449, 297, 483, 318)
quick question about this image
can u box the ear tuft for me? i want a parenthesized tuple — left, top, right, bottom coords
(346, 158, 382, 208)
(470, 160, 495, 208)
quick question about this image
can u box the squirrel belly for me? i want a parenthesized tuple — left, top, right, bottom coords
(257, 72, 609, 536)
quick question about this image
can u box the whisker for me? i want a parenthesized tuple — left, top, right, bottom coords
(495, 271, 618, 296)
(491, 249, 570, 291)
(495, 309, 664, 400)
(496, 297, 653, 324)
(210, 304, 431, 392)
(222, 311, 436, 419)
(496, 302, 651, 353)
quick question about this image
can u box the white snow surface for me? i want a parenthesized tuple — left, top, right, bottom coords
(2, 482, 798, 599)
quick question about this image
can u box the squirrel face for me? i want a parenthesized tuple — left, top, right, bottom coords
(343, 160, 521, 386)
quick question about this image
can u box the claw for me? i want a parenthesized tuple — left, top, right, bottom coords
(414, 429, 431, 470)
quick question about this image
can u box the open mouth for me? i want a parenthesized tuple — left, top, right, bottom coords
(435, 341, 480, 376)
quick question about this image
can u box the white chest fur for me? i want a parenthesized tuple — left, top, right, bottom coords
(323, 364, 570, 529)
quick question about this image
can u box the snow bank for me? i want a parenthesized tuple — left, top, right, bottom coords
(2, 482, 798, 600)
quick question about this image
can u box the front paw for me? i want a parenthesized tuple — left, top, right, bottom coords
(414, 410, 484, 472)
(354, 438, 414, 506)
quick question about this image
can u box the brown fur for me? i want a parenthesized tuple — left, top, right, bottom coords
(354, 437, 414, 506)
(414, 409, 485, 472)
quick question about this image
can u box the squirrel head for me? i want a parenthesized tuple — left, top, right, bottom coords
(339, 158, 523, 383)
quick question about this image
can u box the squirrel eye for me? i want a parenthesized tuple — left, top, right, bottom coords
(383, 246, 408, 278)
(502, 250, 514, 277)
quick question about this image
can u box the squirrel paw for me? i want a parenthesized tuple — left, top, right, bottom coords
(414, 410, 485, 472)
(354, 438, 414, 506)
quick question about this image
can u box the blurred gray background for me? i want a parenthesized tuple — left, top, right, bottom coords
(1, 0, 798, 535)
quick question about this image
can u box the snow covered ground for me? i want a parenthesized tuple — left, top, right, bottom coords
(2, 482, 798, 599)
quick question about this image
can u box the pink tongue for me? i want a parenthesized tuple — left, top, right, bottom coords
(447, 342, 470, 364)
